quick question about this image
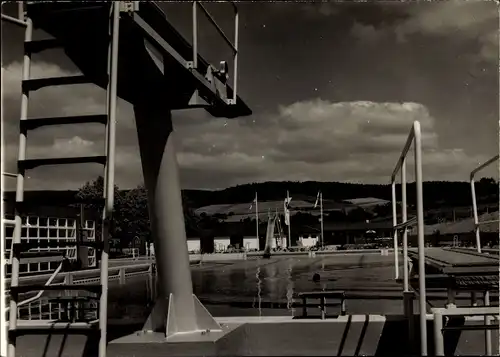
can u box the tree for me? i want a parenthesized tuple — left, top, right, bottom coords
(373, 203, 392, 218)
(74, 176, 123, 242)
(116, 185, 150, 246)
(347, 207, 372, 222)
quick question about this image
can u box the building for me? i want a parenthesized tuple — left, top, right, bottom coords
(297, 235, 319, 248)
(343, 197, 390, 209)
(186, 236, 259, 253)
(3, 214, 97, 277)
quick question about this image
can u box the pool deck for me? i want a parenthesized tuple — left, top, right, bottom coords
(13, 314, 499, 356)
(9, 250, 500, 356)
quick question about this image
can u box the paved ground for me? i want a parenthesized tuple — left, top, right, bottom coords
(11, 252, 500, 356)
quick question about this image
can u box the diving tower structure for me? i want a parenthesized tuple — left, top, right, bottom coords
(1, 1, 250, 356)
(263, 210, 286, 257)
(2, 2, 499, 357)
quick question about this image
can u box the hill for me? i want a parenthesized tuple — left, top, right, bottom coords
(3, 179, 498, 212)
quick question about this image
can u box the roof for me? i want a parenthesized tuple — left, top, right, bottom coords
(322, 221, 394, 231)
(423, 211, 499, 235)
(343, 197, 390, 208)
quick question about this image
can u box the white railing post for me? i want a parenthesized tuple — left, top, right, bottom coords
(391, 182, 399, 280)
(119, 267, 125, 284)
(192, 1, 198, 69)
(391, 121, 427, 356)
(433, 310, 444, 356)
(469, 154, 498, 357)
(469, 155, 499, 253)
(401, 157, 409, 293)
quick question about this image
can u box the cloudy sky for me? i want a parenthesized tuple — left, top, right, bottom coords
(1, 1, 498, 191)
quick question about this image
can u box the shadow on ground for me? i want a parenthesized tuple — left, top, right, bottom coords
(14, 315, 498, 356)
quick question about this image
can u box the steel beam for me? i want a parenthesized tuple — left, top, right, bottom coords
(133, 102, 220, 340)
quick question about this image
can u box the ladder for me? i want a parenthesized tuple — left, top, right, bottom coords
(1, 3, 122, 357)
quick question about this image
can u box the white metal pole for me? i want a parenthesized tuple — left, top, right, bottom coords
(391, 182, 399, 280)
(401, 158, 409, 292)
(433, 311, 444, 356)
(470, 178, 481, 253)
(320, 192, 324, 248)
(287, 191, 291, 248)
(8, 16, 32, 357)
(99, 3, 120, 357)
(192, 1, 198, 69)
(414, 121, 428, 356)
(0, 20, 6, 357)
(232, 8, 238, 102)
(484, 290, 492, 356)
(255, 192, 259, 240)
(17, 1, 23, 20)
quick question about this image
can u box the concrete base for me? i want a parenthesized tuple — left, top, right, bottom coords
(139, 293, 222, 341)
(12, 314, 500, 356)
(107, 315, 387, 356)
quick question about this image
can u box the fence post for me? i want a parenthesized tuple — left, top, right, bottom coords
(65, 272, 73, 285)
(404, 291, 415, 348)
(119, 267, 126, 284)
(433, 310, 444, 356)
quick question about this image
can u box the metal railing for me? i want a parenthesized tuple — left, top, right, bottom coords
(432, 306, 500, 356)
(470, 154, 499, 254)
(469, 154, 499, 356)
(192, 1, 238, 104)
(5, 262, 64, 314)
(4, 262, 153, 293)
(1, 172, 19, 357)
(2, 9, 27, 357)
(391, 121, 428, 355)
(4, 263, 153, 321)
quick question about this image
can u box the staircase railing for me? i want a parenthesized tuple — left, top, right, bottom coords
(5, 261, 64, 315)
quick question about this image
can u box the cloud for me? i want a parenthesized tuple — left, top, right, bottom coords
(350, 1, 497, 63)
(176, 100, 492, 188)
(2, 60, 494, 191)
(2, 61, 140, 190)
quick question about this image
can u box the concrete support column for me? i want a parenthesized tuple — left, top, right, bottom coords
(133, 103, 197, 333)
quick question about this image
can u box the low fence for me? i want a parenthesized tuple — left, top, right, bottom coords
(4, 262, 153, 291)
(247, 248, 396, 257)
(5, 263, 154, 321)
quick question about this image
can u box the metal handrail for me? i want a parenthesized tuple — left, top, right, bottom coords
(0, 13, 27, 27)
(5, 261, 64, 314)
(4, 262, 153, 287)
(390, 121, 427, 356)
(433, 306, 500, 356)
(470, 154, 499, 253)
(192, 0, 238, 104)
(197, 3, 236, 53)
(468, 154, 498, 357)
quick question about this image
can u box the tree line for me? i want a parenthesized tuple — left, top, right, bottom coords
(68, 176, 498, 247)
(3, 177, 497, 248)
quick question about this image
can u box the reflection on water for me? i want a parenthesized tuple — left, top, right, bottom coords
(108, 255, 400, 319)
(253, 266, 262, 315)
(285, 261, 294, 314)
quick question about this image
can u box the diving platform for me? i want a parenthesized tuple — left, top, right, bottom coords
(24, 1, 251, 117)
(2, 1, 251, 357)
(407, 247, 499, 278)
